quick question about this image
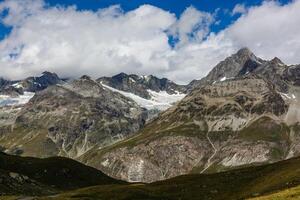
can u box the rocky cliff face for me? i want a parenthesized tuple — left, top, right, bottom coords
(16, 71, 63, 93)
(82, 49, 300, 183)
(0, 76, 147, 160)
(98, 73, 186, 99)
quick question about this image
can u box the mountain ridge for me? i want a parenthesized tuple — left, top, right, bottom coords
(81, 48, 300, 183)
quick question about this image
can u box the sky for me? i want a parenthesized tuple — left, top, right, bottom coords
(0, 0, 298, 84)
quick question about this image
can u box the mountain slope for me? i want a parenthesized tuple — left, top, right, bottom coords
(80, 48, 300, 183)
(0, 75, 147, 160)
(0, 152, 123, 196)
(18, 156, 300, 200)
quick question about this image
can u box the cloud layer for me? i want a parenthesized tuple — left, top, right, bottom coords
(0, 0, 299, 83)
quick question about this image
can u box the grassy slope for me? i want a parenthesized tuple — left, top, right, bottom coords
(0, 152, 124, 196)
(17, 156, 300, 200)
(249, 185, 300, 200)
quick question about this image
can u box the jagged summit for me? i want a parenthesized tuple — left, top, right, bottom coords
(80, 75, 92, 80)
(233, 47, 260, 64)
(97, 72, 186, 99)
(186, 48, 293, 92)
(270, 57, 285, 65)
(236, 47, 253, 57)
(186, 48, 265, 90)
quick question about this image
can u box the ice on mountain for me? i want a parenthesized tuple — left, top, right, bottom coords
(0, 92, 35, 107)
(101, 83, 185, 111)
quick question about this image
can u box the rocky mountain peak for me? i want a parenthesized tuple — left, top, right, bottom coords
(113, 72, 129, 80)
(236, 47, 253, 57)
(232, 47, 260, 65)
(187, 48, 264, 91)
(97, 73, 186, 99)
(42, 71, 56, 76)
(80, 75, 92, 80)
(270, 57, 285, 65)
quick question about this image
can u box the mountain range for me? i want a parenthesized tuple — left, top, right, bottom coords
(1, 48, 300, 199)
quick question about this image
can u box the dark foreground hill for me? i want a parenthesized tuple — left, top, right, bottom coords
(0, 152, 124, 196)
(2, 154, 300, 200)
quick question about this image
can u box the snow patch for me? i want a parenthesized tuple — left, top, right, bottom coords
(220, 77, 227, 82)
(219, 77, 235, 82)
(0, 92, 35, 107)
(129, 77, 136, 83)
(12, 82, 24, 89)
(101, 83, 185, 111)
(279, 92, 296, 100)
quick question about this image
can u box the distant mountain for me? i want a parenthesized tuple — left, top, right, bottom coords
(3, 48, 300, 189)
(0, 72, 64, 107)
(9, 71, 63, 93)
(0, 75, 147, 160)
(85, 48, 300, 183)
(187, 48, 265, 90)
(187, 47, 299, 93)
(97, 73, 186, 114)
(98, 73, 186, 99)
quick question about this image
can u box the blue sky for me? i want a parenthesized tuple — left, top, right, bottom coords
(0, 0, 299, 82)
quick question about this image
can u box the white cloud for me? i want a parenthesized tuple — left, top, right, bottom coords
(0, 0, 179, 80)
(169, 6, 214, 46)
(232, 4, 247, 16)
(225, 0, 300, 64)
(0, 0, 300, 84)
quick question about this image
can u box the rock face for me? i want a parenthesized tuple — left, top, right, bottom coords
(0, 71, 63, 107)
(0, 76, 147, 159)
(0, 78, 11, 89)
(82, 49, 300, 183)
(16, 71, 63, 92)
(97, 73, 186, 99)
